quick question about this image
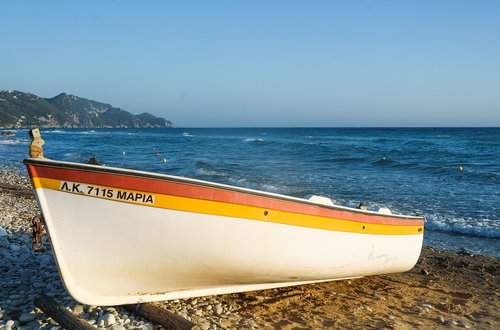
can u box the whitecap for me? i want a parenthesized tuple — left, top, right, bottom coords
(425, 217, 499, 238)
(195, 167, 221, 177)
(0, 138, 28, 145)
(242, 138, 264, 143)
(0, 139, 18, 145)
(80, 130, 97, 135)
(227, 177, 283, 193)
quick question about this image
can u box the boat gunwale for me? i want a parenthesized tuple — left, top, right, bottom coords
(24, 158, 425, 221)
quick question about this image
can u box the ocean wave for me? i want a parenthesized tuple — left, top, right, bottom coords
(0, 139, 18, 145)
(194, 161, 227, 178)
(242, 138, 264, 143)
(374, 156, 395, 165)
(182, 132, 194, 137)
(194, 161, 286, 193)
(48, 129, 100, 135)
(425, 218, 500, 239)
(0, 138, 29, 145)
(314, 156, 368, 164)
(227, 177, 284, 194)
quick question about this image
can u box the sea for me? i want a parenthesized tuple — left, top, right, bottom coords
(1, 127, 499, 258)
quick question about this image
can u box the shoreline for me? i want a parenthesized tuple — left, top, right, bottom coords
(1, 168, 498, 329)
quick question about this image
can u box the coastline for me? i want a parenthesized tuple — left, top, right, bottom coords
(1, 167, 498, 329)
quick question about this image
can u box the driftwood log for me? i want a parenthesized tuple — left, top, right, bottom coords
(125, 303, 195, 330)
(0, 183, 34, 198)
(34, 293, 94, 330)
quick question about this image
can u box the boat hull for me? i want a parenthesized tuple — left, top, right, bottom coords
(25, 159, 424, 306)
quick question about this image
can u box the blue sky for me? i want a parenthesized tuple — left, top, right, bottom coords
(1, 1, 499, 127)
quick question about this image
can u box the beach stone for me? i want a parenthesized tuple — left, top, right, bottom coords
(411, 306, 421, 314)
(10, 298, 25, 307)
(199, 323, 210, 330)
(457, 320, 470, 328)
(109, 324, 125, 330)
(422, 303, 433, 309)
(446, 320, 458, 326)
(5, 320, 15, 330)
(215, 304, 223, 315)
(437, 315, 445, 323)
(37, 254, 52, 265)
(458, 248, 473, 256)
(98, 313, 116, 327)
(218, 320, 232, 328)
(24, 320, 42, 330)
(86, 305, 97, 313)
(19, 312, 38, 323)
(73, 305, 84, 314)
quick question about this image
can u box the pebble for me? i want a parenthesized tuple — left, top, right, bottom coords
(10, 298, 25, 307)
(109, 325, 126, 330)
(5, 321, 16, 330)
(437, 315, 445, 323)
(98, 313, 117, 327)
(199, 323, 211, 330)
(19, 312, 38, 323)
(457, 320, 470, 328)
(446, 320, 458, 326)
(411, 306, 421, 314)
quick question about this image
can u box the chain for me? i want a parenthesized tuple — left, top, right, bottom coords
(31, 214, 44, 251)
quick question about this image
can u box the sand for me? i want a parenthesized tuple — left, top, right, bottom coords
(211, 247, 499, 329)
(1, 167, 498, 329)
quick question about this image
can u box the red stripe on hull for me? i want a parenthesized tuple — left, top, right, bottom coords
(26, 163, 424, 226)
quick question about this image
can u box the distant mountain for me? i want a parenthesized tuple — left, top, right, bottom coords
(0, 90, 173, 128)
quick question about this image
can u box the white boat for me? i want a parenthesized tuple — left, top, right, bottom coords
(24, 129, 424, 306)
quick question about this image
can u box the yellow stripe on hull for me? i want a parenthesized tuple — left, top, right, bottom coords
(33, 177, 423, 236)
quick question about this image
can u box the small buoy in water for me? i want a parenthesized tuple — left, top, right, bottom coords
(163, 158, 167, 163)
(156, 152, 160, 157)
(458, 166, 463, 171)
(122, 151, 126, 155)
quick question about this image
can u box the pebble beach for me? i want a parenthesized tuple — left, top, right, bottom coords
(1, 167, 498, 330)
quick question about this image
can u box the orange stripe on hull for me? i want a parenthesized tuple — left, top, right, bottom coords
(26, 163, 425, 227)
